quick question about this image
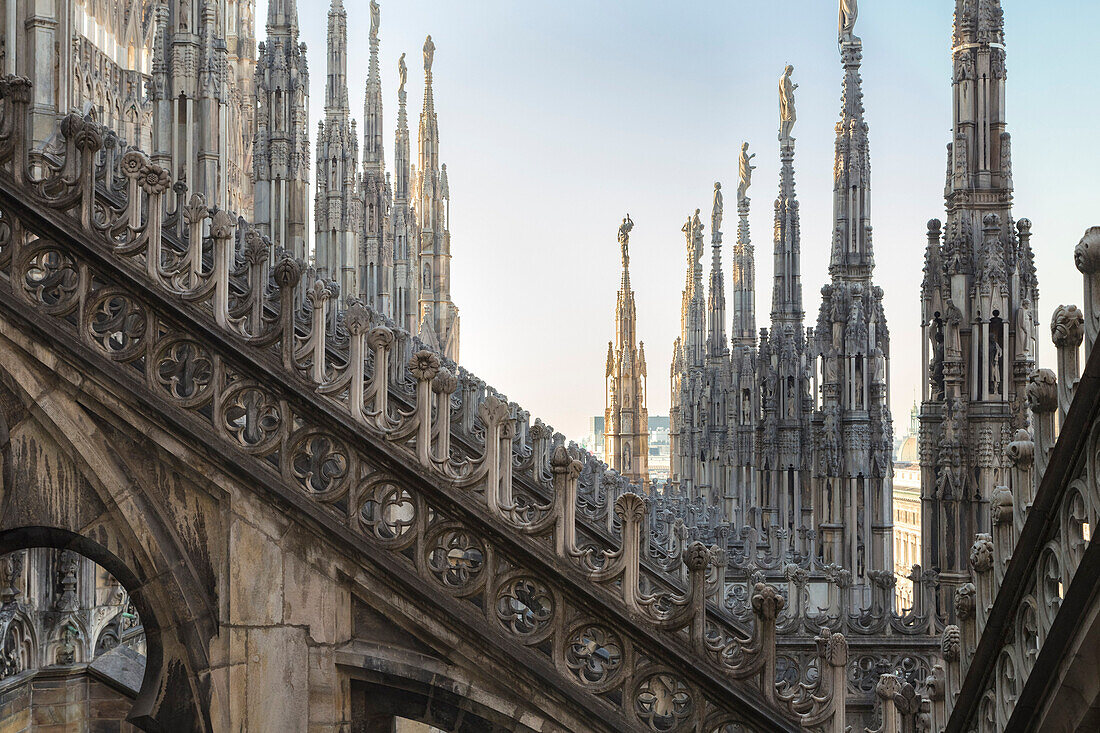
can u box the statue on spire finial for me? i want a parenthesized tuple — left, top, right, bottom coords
(398, 53, 407, 93)
(779, 65, 798, 142)
(711, 183, 724, 236)
(423, 35, 436, 73)
(737, 142, 756, 203)
(370, 0, 380, 38)
(839, 0, 858, 44)
(618, 214, 634, 269)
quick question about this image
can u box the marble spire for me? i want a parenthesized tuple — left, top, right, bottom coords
(266, 0, 299, 36)
(324, 0, 349, 118)
(732, 143, 757, 348)
(606, 216, 650, 487)
(920, 0, 1038, 618)
(811, 8, 894, 594)
(829, 25, 873, 276)
(314, 0, 361, 298)
(362, 0, 390, 315)
(254, 0, 310, 258)
(363, 0, 385, 175)
(707, 182, 728, 360)
(756, 63, 811, 558)
(771, 65, 803, 327)
(415, 34, 460, 361)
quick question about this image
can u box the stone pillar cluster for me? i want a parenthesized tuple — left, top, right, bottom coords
(919, 0, 1038, 617)
(664, 32, 893, 599)
(3, 0, 460, 360)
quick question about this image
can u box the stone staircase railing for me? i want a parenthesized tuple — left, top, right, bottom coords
(0, 76, 860, 732)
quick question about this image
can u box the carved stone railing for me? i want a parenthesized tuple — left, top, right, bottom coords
(0, 78, 853, 731)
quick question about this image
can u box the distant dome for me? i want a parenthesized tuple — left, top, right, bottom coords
(896, 435, 919, 464)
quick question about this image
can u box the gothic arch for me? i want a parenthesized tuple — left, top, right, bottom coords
(0, 334, 215, 732)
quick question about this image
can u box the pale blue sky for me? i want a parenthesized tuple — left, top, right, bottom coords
(261, 0, 1100, 440)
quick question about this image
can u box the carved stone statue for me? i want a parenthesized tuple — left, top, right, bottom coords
(871, 346, 885, 385)
(711, 183, 723, 235)
(1015, 299, 1033, 359)
(423, 35, 436, 73)
(839, 0, 858, 43)
(370, 0, 380, 38)
(779, 65, 798, 141)
(823, 347, 838, 383)
(618, 214, 633, 269)
(945, 302, 963, 359)
(989, 337, 1003, 394)
(854, 362, 865, 409)
(398, 53, 407, 93)
(179, 0, 190, 32)
(737, 142, 756, 203)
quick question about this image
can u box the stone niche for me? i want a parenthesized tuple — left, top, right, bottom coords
(0, 548, 147, 732)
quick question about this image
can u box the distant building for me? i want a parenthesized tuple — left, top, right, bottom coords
(893, 402, 921, 611)
(582, 415, 671, 485)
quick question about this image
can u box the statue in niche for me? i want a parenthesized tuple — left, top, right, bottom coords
(839, 0, 858, 43)
(272, 89, 284, 130)
(830, 288, 846, 349)
(989, 335, 1003, 394)
(871, 346, 885, 385)
(779, 65, 797, 141)
(423, 35, 436, 73)
(786, 376, 796, 417)
(618, 214, 633, 269)
(179, 0, 190, 32)
(854, 358, 865, 409)
(370, 0, 380, 38)
(823, 347, 838, 383)
(1015, 298, 1033, 359)
(737, 142, 756, 202)
(711, 183, 723, 235)
(741, 390, 752, 425)
(945, 302, 963, 359)
(930, 316, 946, 399)
(398, 53, 407, 93)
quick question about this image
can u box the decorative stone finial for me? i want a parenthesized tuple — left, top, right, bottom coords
(941, 625, 961, 661)
(613, 492, 649, 523)
(876, 673, 902, 701)
(953, 583, 976, 619)
(432, 367, 458, 395)
(1075, 226, 1100, 275)
(685, 542, 710, 572)
(1051, 304, 1085, 348)
(751, 582, 786, 620)
(969, 534, 994, 573)
(1026, 369, 1058, 414)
